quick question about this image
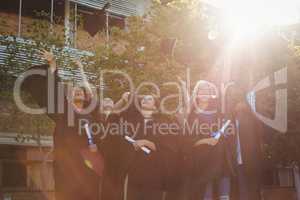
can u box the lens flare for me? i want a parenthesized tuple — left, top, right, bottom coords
(204, 0, 300, 41)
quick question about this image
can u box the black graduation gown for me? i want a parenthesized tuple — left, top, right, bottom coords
(235, 103, 263, 199)
(22, 64, 101, 200)
(183, 112, 236, 184)
(93, 112, 129, 200)
(123, 106, 183, 198)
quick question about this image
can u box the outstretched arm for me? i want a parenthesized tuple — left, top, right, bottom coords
(74, 59, 93, 97)
(21, 50, 60, 120)
(113, 92, 130, 112)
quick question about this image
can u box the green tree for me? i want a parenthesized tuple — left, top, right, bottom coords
(0, 0, 218, 134)
(90, 0, 218, 100)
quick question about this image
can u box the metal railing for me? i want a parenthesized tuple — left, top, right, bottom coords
(70, 0, 137, 16)
(0, 35, 98, 83)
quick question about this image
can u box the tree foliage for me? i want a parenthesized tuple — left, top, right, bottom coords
(89, 0, 218, 99)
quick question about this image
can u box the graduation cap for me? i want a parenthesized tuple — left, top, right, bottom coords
(102, 1, 111, 11)
(83, 2, 111, 37)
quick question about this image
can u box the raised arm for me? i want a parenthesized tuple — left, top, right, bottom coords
(74, 59, 93, 97)
(113, 92, 130, 112)
(21, 50, 60, 120)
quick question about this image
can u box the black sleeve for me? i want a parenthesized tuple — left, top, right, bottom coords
(22, 64, 61, 120)
(86, 95, 101, 121)
(151, 114, 181, 153)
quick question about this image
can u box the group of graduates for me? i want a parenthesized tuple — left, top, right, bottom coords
(21, 50, 263, 200)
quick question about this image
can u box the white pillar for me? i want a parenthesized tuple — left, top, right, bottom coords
(123, 174, 128, 200)
(50, 0, 54, 23)
(106, 11, 109, 48)
(293, 165, 300, 200)
(18, 0, 22, 37)
(64, 0, 71, 46)
(74, 3, 78, 48)
(50, 0, 54, 32)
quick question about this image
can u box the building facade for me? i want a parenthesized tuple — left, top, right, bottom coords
(0, 1, 148, 199)
(0, 133, 54, 200)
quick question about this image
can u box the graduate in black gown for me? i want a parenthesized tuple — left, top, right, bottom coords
(183, 80, 236, 200)
(95, 97, 129, 200)
(123, 94, 184, 200)
(21, 50, 102, 200)
(93, 92, 140, 200)
(227, 87, 263, 200)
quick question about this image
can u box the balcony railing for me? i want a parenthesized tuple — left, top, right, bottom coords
(0, 35, 97, 83)
(0, 132, 53, 147)
(71, 0, 137, 16)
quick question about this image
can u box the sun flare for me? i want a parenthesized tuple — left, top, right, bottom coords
(205, 0, 300, 40)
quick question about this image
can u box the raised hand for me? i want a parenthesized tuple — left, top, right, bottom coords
(41, 49, 55, 64)
(72, 58, 94, 97)
(40, 49, 56, 73)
